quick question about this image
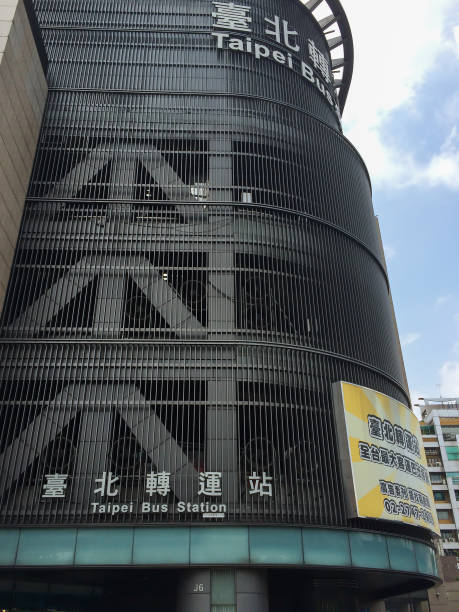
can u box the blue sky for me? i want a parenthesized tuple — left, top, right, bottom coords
(310, 1, 459, 407)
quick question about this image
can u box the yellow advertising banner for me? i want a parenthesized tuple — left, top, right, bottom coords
(333, 382, 440, 535)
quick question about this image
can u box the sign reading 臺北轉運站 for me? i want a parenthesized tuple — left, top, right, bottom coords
(41, 469, 274, 520)
(210, 1, 341, 121)
(333, 381, 440, 535)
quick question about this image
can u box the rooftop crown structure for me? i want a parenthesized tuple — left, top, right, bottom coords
(0, 1, 439, 610)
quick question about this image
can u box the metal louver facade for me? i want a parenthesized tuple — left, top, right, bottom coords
(0, 0, 412, 534)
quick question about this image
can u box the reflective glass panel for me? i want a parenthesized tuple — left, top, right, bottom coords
(16, 529, 76, 565)
(249, 527, 303, 564)
(0, 529, 19, 564)
(75, 528, 133, 565)
(133, 527, 189, 564)
(191, 527, 249, 564)
(349, 532, 389, 569)
(414, 542, 438, 576)
(303, 528, 351, 567)
(387, 537, 416, 572)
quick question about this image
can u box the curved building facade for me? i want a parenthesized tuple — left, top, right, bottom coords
(0, 1, 439, 610)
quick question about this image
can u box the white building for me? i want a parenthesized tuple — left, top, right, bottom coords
(420, 398, 459, 557)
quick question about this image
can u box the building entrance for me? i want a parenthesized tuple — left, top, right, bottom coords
(0, 568, 362, 612)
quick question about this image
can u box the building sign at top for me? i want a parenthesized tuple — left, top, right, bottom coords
(333, 381, 440, 535)
(212, 2, 253, 33)
(210, 1, 339, 119)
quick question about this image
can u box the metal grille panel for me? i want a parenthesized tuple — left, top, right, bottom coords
(0, 0, 412, 533)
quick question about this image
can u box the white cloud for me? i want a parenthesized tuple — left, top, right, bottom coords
(424, 151, 459, 189)
(436, 90, 459, 125)
(383, 244, 396, 261)
(439, 361, 459, 396)
(454, 25, 459, 54)
(424, 126, 459, 189)
(435, 294, 453, 306)
(339, 0, 459, 189)
(401, 332, 421, 348)
(410, 390, 423, 419)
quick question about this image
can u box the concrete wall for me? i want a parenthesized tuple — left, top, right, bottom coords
(428, 556, 459, 612)
(0, 0, 47, 311)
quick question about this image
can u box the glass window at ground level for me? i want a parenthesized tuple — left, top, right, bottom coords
(437, 510, 451, 520)
(430, 473, 444, 483)
(434, 491, 448, 501)
(446, 447, 459, 461)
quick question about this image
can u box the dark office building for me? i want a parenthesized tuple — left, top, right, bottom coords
(0, 1, 439, 610)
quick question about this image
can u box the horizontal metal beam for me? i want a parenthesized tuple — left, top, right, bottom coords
(332, 57, 345, 69)
(305, 0, 323, 10)
(327, 35, 343, 50)
(304, 0, 354, 112)
(319, 15, 337, 30)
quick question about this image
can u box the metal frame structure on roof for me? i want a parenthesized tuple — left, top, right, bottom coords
(304, 0, 354, 112)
